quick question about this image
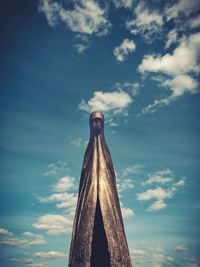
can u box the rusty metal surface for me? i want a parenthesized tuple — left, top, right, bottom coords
(68, 111, 132, 267)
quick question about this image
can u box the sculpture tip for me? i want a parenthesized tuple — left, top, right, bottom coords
(89, 111, 104, 122)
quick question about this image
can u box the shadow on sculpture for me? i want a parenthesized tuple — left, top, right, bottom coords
(68, 111, 132, 267)
(91, 198, 110, 267)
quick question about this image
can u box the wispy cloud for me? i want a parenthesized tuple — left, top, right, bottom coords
(188, 15, 200, 29)
(126, 1, 163, 41)
(129, 243, 176, 267)
(39, 0, 111, 36)
(142, 169, 174, 186)
(116, 167, 135, 218)
(165, 0, 200, 21)
(74, 43, 89, 54)
(0, 231, 46, 247)
(112, 0, 133, 9)
(121, 206, 135, 218)
(24, 259, 49, 267)
(33, 214, 73, 235)
(22, 232, 47, 246)
(52, 176, 77, 192)
(74, 33, 90, 54)
(120, 165, 144, 177)
(113, 39, 136, 62)
(34, 251, 66, 259)
(0, 227, 12, 235)
(0, 237, 29, 247)
(39, 192, 77, 212)
(39, 172, 78, 214)
(117, 178, 134, 193)
(130, 249, 145, 256)
(137, 170, 186, 211)
(43, 161, 68, 176)
(165, 28, 178, 49)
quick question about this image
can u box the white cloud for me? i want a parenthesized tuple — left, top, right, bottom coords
(129, 244, 179, 267)
(39, 0, 111, 36)
(34, 251, 66, 259)
(52, 176, 76, 192)
(165, 0, 200, 21)
(28, 236, 47, 246)
(33, 214, 73, 235)
(0, 237, 29, 247)
(23, 231, 35, 237)
(39, 192, 77, 212)
(113, 39, 136, 62)
(0, 227, 12, 235)
(163, 74, 198, 98)
(121, 207, 135, 218)
(79, 90, 132, 115)
(0, 232, 46, 247)
(38, 171, 78, 234)
(130, 249, 145, 256)
(147, 200, 167, 211)
(112, 0, 133, 9)
(24, 259, 49, 267)
(137, 187, 173, 202)
(139, 33, 200, 76)
(188, 15, 200, 29)
(142, 169, 174, 186)
(141, 74, 198, 114)
(117, 178, 134, 193)
(174, 178, 186, 187)
(38, 0, 60, 27)
(137, 170, 186, 211)
(174, 244, 188, 252)
(22, 232, 47, 245)
(120, 202, 135, 218)
(117, 176, 135, 218)
(139, 33, 200, 114)
(165, 28, 178, 49)
(126, 1, 163, 41)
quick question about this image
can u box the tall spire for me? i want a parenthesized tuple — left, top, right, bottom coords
(68, 111, 132, 267)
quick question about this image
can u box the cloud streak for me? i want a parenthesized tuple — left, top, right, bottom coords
(34, 251, 66, 259)
(0, 231, 46, 247)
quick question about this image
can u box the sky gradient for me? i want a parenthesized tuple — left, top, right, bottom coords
(0, 0, 200, 266)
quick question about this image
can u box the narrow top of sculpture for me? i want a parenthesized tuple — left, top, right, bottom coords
(89, 111, 104, 135)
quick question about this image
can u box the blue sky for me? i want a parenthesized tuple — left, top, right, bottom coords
(0, 0, 200, 266)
